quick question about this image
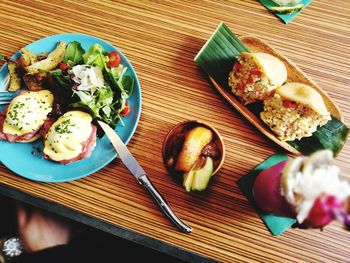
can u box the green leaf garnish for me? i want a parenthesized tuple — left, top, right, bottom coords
(83, 44, 107, 68)
(194, 22, 249, 88)
(118, 75, 134, 97)
(63, 41, 85, 67)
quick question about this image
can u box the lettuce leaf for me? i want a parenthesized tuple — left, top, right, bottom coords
(63, 41, 85, 67)
(82, 44, 107, 68)
(118, 75, 134, 97)
(70, 84, 121, 127)
(82, 44, 134, 98)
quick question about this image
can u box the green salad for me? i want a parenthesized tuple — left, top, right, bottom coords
(49, 41, 134, 128)
(49, 41, 134, 127)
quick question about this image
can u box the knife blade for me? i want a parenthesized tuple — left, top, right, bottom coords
(98, 121, 192, 233)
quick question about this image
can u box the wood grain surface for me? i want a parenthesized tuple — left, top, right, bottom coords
(0, 0, 350, 262)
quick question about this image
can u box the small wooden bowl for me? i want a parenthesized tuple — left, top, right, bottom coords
(162, 120, 225, 176)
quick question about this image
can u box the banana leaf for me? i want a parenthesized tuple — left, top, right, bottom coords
(288, 116, 349, 156)
(194, 22, 248, 89)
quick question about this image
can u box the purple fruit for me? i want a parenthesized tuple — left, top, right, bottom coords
(253, 161, 295, 218)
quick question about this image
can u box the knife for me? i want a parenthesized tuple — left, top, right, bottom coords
(98, 121, 192, 233)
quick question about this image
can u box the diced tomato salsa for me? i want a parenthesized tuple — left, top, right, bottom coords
(283, 100, 298, 109)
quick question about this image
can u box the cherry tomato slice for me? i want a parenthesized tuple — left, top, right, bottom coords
(58, 62, 69, 71)
(120, 102, 131, 116)
(107, 51, 121, 67)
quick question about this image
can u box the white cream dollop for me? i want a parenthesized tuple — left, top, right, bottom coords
(70, 65, 104, 91)
(281, 150, 350, 223)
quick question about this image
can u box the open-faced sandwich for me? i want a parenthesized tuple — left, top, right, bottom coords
(228, 52, 287, 104)
(0, 90, 54, 142)
(43, 111, 97, 164)
(260, 83, 331, 141)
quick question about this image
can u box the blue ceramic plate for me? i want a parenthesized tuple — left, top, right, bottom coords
(0, 34, 142, 182)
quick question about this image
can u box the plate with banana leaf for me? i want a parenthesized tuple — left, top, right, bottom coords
(194, 22, 348, 156)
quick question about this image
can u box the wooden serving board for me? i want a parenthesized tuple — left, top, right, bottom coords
(210, 36, 343, 155)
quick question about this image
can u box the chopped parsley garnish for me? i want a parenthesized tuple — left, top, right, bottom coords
(55, 119, 73, 134)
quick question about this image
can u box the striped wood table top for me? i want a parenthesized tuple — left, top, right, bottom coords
(0, 0, 350, 262)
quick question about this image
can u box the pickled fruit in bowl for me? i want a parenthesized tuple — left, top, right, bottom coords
(162, 120, 225, 192)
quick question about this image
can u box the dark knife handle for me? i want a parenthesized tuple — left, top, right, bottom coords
(137, 174, 192, 233)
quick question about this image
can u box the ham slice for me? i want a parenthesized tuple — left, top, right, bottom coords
(0, 106, 52, 143)
(0, 110, 7, 141)
(43, 124, 97, 165)
(0, 90, 53, 143)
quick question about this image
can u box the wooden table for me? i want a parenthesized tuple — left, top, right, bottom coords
(1, 0, 350, 262)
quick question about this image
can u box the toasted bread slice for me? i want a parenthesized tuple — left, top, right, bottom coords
(276, 83, 329, 115)
(240, 52, 287, 86)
